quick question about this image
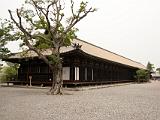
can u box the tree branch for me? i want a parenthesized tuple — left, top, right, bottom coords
(51, 1, 64, 35)
(71, 0, 75, 16)
(31, 0, 52, 31)
(64, 7, 95, 34)
(8, 9, 32, 38)
(9, 9, 53, 70)
(24, 35, 53, 71)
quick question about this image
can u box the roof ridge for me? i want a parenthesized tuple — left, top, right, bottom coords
(76, 38, 144, 66)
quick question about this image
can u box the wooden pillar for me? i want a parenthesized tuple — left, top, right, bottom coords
(104, 64, 108, 81)
(94, 63, 98, 81)
(117, 67, 120, 81)
(110, 65, 113, 81)
(112, 65, 115, 81)
(70, 66, 75, 81)
(91, 68, 94, 81)
(27, 60, 30, 84)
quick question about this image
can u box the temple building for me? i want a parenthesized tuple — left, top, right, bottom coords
(3, 39, 146, 86)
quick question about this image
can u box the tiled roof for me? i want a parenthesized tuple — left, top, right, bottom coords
(7, 38, 146, 69)
(73, 39, 146, 69)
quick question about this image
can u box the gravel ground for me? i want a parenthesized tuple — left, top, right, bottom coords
(0, 81, 160, 120)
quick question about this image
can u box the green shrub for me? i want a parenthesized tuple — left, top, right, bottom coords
(0, 65, 18, 82)
(135, 69, 149, 83)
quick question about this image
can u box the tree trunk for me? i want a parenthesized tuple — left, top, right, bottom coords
(48, 62, 63, 95)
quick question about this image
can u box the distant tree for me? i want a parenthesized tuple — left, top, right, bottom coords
(156, 68, 160, 74)
(0, 0, 96, 94)
(0, 63, 18, 82)
(147, 62, 154, 73)
(146, 62, 154, 79)
(135, 69, 149, 83)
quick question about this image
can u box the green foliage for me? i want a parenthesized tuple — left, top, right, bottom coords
(147, 62, 154, 73)
(0, 0, 96, 94)
(33, 33, 52, 49)
(79, 1, 88, 12)
(156, 68, 160, 74)
(48, 55, 60, 64)
(0, 20, 11, 58)
(63, 28, 78, 46)
(0, 63, 18, 82)
(0, 0, 95, 61)
(135, 69, 150, 83)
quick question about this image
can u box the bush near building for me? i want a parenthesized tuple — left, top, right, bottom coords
(0, 64, 18, 83)
(135, 69, 150, 83)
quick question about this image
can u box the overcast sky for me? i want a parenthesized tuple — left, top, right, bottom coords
(0, 0, 160, 68)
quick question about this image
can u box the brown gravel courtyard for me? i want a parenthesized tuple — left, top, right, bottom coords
(0, 81, 160, 120)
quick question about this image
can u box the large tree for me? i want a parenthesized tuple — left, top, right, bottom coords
(0, 0, 96, 94)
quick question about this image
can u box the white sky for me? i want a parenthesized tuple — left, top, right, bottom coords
(0, 0, 160, 68)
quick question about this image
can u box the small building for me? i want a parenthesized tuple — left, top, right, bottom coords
(151, 72, 160, 80)
(3, 39, 146, 86)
